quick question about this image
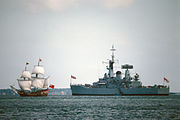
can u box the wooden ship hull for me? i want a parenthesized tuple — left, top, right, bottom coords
(17, 89, 49, 97)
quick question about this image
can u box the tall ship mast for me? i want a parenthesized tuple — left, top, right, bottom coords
(71, 46, 169, 96)
(10, 59, 54, 96)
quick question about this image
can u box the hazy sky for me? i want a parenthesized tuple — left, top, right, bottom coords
(0, 0, 179, 92)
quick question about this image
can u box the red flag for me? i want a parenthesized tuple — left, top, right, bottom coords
(49, 84, 55, 89)
(71, 75, 76, 79)
(39, 58, 42, 62)
(164, 77, 169, 83)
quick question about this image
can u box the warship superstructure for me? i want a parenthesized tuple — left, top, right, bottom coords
(71, 46, 169, 96)
(10, 59, 53, 96)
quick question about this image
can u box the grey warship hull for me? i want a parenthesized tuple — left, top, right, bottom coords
(71, 85, 119, 96)
(71, 85, 169, 96)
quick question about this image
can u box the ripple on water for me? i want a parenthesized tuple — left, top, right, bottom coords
(0, 95, 180, 119)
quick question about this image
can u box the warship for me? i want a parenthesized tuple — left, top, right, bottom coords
(71, 46, 169, 96)
(10, 59, 54, 96)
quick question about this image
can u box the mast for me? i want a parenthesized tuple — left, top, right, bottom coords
(25, 62, 29, 71)
(32, 58, 44, 76)
(36, 58, 42, 78)
(18, 62, 32, 91)
(109, 45, 116, 78)
(111, 45, 116, 63)
(31, 58, 46, 89)
(24, 62, 29, 80)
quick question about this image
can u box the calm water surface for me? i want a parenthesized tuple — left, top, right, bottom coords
(0, 95, 180, 120)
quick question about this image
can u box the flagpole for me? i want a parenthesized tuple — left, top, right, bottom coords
(163, 73, 165, 86)
(70, 77, 72, 85)
(70, 75, 76, 85)
(163, 78, 165, 86)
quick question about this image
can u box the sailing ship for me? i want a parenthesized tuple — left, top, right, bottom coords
(71, 46, 169, 96)
(10, 59, 54, 96)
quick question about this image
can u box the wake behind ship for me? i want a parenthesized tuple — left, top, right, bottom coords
(71, 46, 169, 96)
(10, 59, 54, 96)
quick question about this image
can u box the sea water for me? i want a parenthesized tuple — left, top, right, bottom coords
(0, 95, 180, 120)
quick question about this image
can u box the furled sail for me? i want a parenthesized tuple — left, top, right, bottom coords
(18, 80, 32, 91)
(43, 77, 49, 88)
(21, 70, 31, 79)
(32, 66, 45, 75)
(31, 78, 45, 89)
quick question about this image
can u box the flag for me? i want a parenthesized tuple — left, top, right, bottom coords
(49, 84, 55, 89)
(164, 77, 169, 83)
(39, 58, 42, 62)
(71, 75, 76, 79)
